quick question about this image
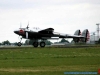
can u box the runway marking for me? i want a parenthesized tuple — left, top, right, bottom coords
(0, 65, 97, 72)
(0, 68, 45, 72)
(0, 54, 3, 55)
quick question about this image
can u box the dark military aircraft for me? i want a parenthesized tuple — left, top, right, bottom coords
(14, 25, 90, 47)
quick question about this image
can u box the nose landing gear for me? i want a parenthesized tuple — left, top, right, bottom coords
(17, 37, 22, 47)
(17, 42, 22, 46)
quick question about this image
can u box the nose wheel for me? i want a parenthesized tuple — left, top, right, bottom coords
(17, 36, 22, 47)
(17, 42, 22, 46)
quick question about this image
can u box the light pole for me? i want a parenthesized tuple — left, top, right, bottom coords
(96, 23, 100, 40)
(93, 32, 95, 44)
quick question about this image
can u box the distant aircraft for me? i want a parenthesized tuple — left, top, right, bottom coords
(14, 24, 90, 47)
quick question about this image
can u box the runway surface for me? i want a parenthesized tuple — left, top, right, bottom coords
(0, 45, 99, 49)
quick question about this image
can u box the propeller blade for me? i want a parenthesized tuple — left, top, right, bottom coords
(26, 22, 29, 29)
(26, 32, 28, 39)
(20, 22, 22, 29)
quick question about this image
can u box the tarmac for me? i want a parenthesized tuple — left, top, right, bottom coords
(0, 45, 99, 49)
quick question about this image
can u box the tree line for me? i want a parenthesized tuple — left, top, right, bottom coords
(1, 38, 100, 45)
(0, 38, 70, 45)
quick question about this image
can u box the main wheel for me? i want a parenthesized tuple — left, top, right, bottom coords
(33, 42, 38, 47)
(40, 42, 45, 47)
(17, 42, 22, 46)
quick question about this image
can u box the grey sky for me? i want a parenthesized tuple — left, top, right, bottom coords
(0, 0, 100, 42)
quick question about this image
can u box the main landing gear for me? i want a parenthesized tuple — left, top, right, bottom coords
(32, 41, 45, 48)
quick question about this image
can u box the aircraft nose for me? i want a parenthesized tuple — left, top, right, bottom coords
(14, 30, 19, 34)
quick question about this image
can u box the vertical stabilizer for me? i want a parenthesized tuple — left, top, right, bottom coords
(81, 29, 90, 42)
(73, 30, 81, 42)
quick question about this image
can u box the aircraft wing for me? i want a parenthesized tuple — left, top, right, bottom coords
(59, 34, 85, 38)
(38, 28, 54, 33)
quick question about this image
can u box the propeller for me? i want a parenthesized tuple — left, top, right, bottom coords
(26, 22, 30, 39)
(26, 32, 28, 39)
(20, 22, 22, 29)
(19, 22, 29, 39)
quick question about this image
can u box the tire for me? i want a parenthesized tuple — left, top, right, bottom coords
(17, 42, 22, 46)
(40, 42, 45, 47)
(33, 42, 38, 47)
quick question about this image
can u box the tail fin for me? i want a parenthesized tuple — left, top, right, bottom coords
(74, 29, 81, 35)
(81, 29, 90, 42)
(73, 30, 81, 42)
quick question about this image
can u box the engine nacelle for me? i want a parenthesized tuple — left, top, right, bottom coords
(73, 30, 81, 43)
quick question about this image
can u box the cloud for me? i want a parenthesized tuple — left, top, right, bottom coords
(0, 0, 100, 42)
(0, 0, 100, 9)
